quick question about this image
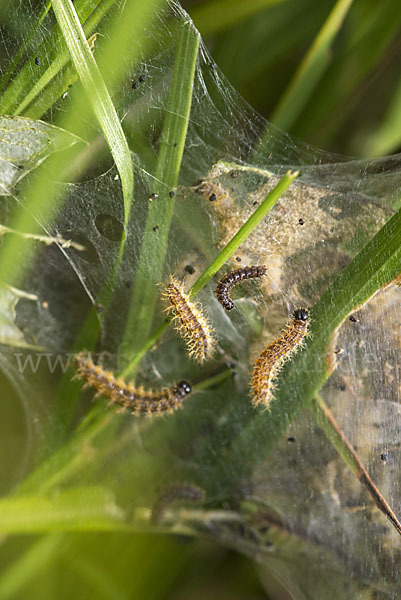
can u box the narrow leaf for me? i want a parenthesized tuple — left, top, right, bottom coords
(51, 0, 133, 225)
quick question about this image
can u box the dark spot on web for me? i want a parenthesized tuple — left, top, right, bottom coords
(95, 214, 124, 242)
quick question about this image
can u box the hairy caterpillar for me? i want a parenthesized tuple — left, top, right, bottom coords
(151, 484, 206, 525)
(162, 275, 215, 362)
(216, 265, 267, 310)
(75, 353, 192, 415)
(251, 308, 309, 410)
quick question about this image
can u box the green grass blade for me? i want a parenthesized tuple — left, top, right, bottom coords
(14, 33, 97, 117)
(121, 170, 298, 375)
(51, 0, 133, 225)
(269, 0, 354, 132)
(0, 0, 103, 115)
(123, 21, 200, 356)
(17, 0, 145, 119)
(191, 0, 286, 34)
(211, 0, 327, 94)
(20, 62, 79, 120)
(292, 0, 401, 147)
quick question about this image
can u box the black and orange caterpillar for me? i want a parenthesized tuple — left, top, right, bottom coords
(162, 275, 215, 362)
(216, 265, 267, 310)
(75, 353, 192, 415)
(251, 308, 309, 410)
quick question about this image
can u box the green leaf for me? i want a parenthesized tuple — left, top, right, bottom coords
(51, 0, 133, 226)
(0, 0, 104, 116)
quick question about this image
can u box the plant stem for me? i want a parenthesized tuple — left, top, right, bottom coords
(194, 368, 232, 391)
(189, 170, 298, 297)
(310, 394, 401, 536)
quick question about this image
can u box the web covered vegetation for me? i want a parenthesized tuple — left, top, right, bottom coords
(0, 1, 400, 598)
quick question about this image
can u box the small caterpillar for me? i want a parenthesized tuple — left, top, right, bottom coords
(216, 265, 267, 310)
(162, 275, 215, 362)
(195, 180, 229, 203)
(151, 484, 206, 525)
(75, 353, 191, 415)
(251, 308, 309, 410)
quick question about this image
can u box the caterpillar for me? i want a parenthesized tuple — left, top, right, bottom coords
(251, 308, 309, 410)
(162, 275, 215, 363)
(151, 484, 206, 525)
(216, 265, 267, 310)
(75, 353, 192, 415)
(195, 180, 229, 203)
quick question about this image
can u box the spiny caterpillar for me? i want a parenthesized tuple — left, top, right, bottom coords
(151, 484, 206, 525)
(75, 353, 192, 415)
(162, 275, 215, 362)
(251, 308, 309, 410)
(216, 265, 267, 310)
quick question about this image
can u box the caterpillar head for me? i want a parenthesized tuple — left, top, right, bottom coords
(293, 308, 309, 322)
(176, 380, 192, 397)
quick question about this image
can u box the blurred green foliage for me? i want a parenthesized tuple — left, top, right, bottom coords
(187, 0, 401, 156)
